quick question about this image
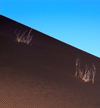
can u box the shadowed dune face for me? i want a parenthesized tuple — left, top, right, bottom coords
(0, 33, 100, 108)
(0, 15, 100, 108)
(0, 36, 74, 82)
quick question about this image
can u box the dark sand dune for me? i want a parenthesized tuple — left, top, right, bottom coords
(0, 15, 100, 108)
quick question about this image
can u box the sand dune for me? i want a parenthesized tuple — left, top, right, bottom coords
(0, 15, 100, 108)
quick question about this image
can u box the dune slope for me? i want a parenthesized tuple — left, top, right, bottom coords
(0, 15, 100, 108)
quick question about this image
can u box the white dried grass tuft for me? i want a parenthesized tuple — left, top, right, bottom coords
(15, 29, 33, 45)
(92, 63, 96, 84)
(74, 57, 80, 77)
(78, 66, 83, 79)
(82, 65, 91, 82)
(74, 57, 96, 84)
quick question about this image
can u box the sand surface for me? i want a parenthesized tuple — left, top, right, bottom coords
(0, 15, 100, 108)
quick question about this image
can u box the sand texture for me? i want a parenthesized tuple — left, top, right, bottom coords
(0, 15, 100, 108)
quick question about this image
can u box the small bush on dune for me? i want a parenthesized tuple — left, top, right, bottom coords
(15, 28, 33, 45)
(74, 57, 96, 84)
(74, 57, 80, 77)
(91, 63, 96, 84)
(82, 65, 91, 82)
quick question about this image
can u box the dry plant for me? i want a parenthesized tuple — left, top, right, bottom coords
(74, 57, 96, 84)
(78, 65, 83, 79)
(82, 65, 91, 82)
(74, 57, 80, 77)
(91, 63, 96, 84)
(15, 28, 33, 45)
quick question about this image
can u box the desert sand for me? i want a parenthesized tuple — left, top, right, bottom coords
(0, 15, 100, 108)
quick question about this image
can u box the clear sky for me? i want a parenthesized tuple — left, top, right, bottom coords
(1, 0, 100, 58)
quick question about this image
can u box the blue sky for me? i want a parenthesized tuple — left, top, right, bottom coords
(1, 0, 100, 58)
